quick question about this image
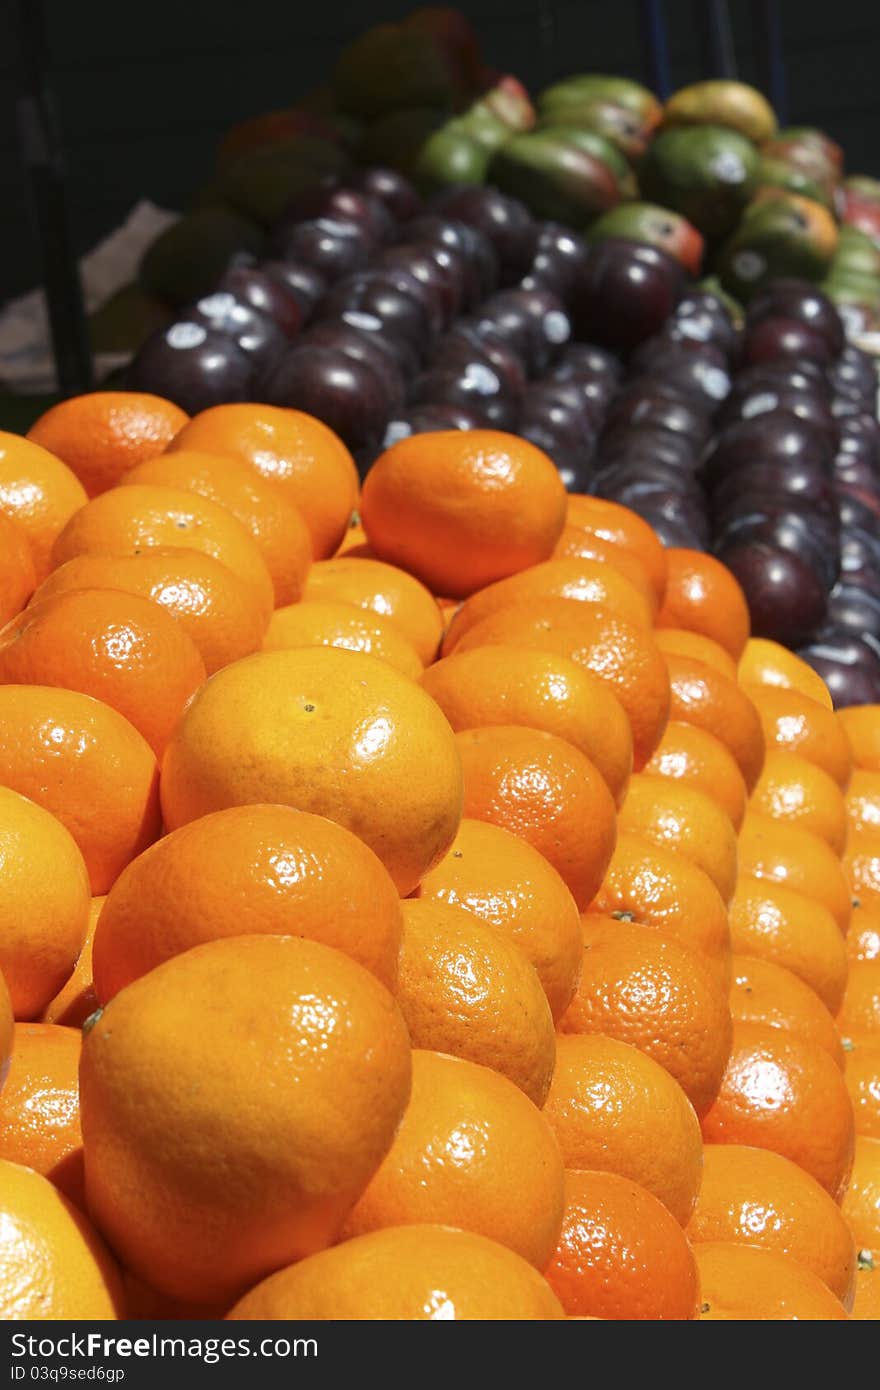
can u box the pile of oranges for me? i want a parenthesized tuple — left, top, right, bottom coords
(0, 390, 878, 1321)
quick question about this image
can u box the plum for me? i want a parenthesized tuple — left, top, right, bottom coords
(127, 321, 254, 413)
(717, 541, 828, 646)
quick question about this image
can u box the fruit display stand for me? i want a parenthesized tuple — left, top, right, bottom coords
(1, 2, 880, 1338)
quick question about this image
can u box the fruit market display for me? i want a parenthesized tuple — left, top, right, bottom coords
(1, 398, 880, 1321)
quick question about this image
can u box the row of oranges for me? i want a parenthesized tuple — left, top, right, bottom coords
(0, 390, 878, 1318)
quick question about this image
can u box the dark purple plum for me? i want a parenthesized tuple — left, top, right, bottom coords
(269, 218, 372, 282)
(404, 216, 499, 303)
(701, 414, 833, 489)
(570, 239, 683, 351)
(315, 269, 440, 356)
(373, 243, 466, 329)
(259, 345, 390, 460)
(670, 289, 741, 355)
(552, 342, 621, 386)
(474, 286, 571, 376)
(840, 527, 880, 588)
(182, 292, 287, 373)
(350, 167, 423, 221)
(520, 386, 597, 456)
(522, 380, 602, 433)
(429, 185, 537, 285)
(838, 413, 880, 468)
(746, 279, 845, 357)
(261, 259, 327, 319)
(836, 486, 880, 532)
(731, 359, 830, 398)
(297, 320, 407, 410)
(523, 222, 591, 304)
(627, 344, 731, 410)
(596, 427, 700, 473)
(718, 389, 838, 449)
(717, 542, 828, 646)
(214, 260, 303, 338)
(637, 511, 707, 550)
(380, 403, 486, 449)
(829, 344, 878, 398)
(713, 507, 840, 591)
(409, 365, 519, 430)
(741, 315, 834, 367)
(602, 386, 712, 449)
(127, 322, 254, 413)
(711, 469, 834, 528)
(430, 323, 527, 403)
(825, 582, 880, 639)
(798, 633, 880, 706)
(275, 186, 396, 246)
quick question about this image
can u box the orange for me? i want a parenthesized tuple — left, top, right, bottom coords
(421, 645, 633, 805)
(167, 402, 359, 560)
(738, 811, 852, 934)
(665, 653, 765, 790)
(845, 768, 880, 837)
(551, 525, 657, 612)
(42, 896, 101, 1029)
(728, 878, 848, 1013)
(441, 559, 654, 653)
(842, 1136, 880, 1254)
(738, 637, 833, 709)
(843, 832, 880, 904)
(0, 685, 161, 894)
(0, 588, 206, 757)
(32, 548, 267, 676)
(695, 1242, 848, 1320)
(452, 601, 670, 770)
(51, 483, 274, 621)
(700, 1020, 855, 1199)
(559, 915, 731, 1117)
(655, 548, 750, 660)
(749, 750, 847, 853)
(0, 971, 11, 1089)
(27, 391, 188, 497)
(0, 1159, 124, 1319)
(545, 1169, 699, 1320)
(687, 1144, 856, 1304)
(80, 934, 412, 1305)
(849, 901, 880, 962)
(264, 599, 422, 678)
(341, 1049, 564, 1269)
(0, 430, 87, 581)
(644, 721, 747, 829)
(228, 1224, 565, 1321)
(749, 685, 852, 788)
(845, 1039, 880, 1139)
(839, 704, 880, 772)
(360, 429, 567, 599)
(412, 817, 582, 1021)
(654, 627, 737, 679)
(542, 1033, 703, 1226)
(590, 832, 731, 989)
(160, 647, 462, 897)
(0, 513, 36, 626)
(729, 955, 844, 1067)
(0, 785, 91, 1019)
(0, 1023, 83, 1205)
(304, 556, 443, 665)
(564, 494, 668, 606)
(395, 899, 555, 1105)
(93, 804, 403, 999)
(852, 1254, 880, 1320)
(122, 449, 312, 607)
(837, 960, 880, 1043)
(335, 516, 369, 556)
(456, 724, 617, 910)
(617, 773, 738, 900)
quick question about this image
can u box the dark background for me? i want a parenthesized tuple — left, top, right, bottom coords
(2, 0, 879, 302)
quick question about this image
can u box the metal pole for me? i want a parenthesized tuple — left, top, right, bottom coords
(639, 0, 673, 99)
(695, 0, 739, 80)
(10, 0, 93, 395)
(751, 0, 788, 123)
